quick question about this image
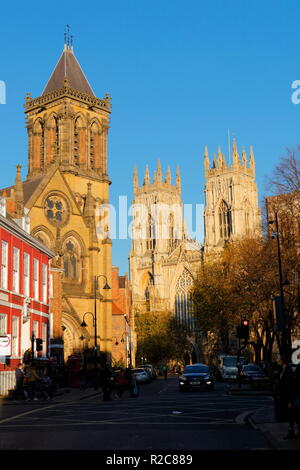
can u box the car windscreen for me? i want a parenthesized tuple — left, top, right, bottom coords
(133, 369, 145, 373)
(223, 357, 244, 367)
(184, 366, 209, 374)
(243, 365, 261, 371)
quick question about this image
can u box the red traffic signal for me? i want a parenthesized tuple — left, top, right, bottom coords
(242, 320, 249, 326)
(236, 320, 249, 340)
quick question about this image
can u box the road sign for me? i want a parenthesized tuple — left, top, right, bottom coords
(0, 334, 11, 356)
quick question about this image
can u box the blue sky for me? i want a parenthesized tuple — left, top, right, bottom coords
(0, 0, 300, 274)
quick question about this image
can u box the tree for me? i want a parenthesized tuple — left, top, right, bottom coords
(135, 310, 190, 365)
(192, 236, 299, 365)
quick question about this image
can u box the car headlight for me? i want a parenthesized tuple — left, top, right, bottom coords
(179, 375, 187, 381)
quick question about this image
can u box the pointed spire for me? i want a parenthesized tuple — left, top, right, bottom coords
(14, 164, 24, 218)
(176, 166, 181, 193)
(232, 138, 239, 166)
(217, 145, 225, 168)
(156, 159, 162, 183)
(204, 146, 210, 174)
(249, 146, 255, 174)
(212, 154, 217, 169)
(144, 165, 150, 185)
(83, 183, 95, 219)
(242, 146, 247, 167)
(165, 165, 172, 185)
(42, 44, 95, 96)
(133, 165, 138, 194)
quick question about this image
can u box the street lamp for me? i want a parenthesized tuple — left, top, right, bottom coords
(268, 213, 290, 356)
(81, 274, 111, 390)
(124, 314, 132, 368)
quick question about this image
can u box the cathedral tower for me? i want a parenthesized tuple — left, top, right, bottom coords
(129, 161, 202, 331)
(204, 140, 261, 251)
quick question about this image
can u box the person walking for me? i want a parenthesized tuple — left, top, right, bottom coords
(162, 364, 168, 380)
(15, 363, 28, 399)
(78, 368, 86, 391)
(24, 365, 40, 400)
(100, 363, 113, 401)
(277, 355, 297, 439)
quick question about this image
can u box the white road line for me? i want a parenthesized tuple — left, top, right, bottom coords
(0, 400, 80, 425)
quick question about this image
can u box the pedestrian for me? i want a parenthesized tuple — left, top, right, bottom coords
(41, 369, 54, 400)
(124, 367, 135, 397)
(15, 363, 28, 399)
(277, 354, 298, 439)
(100, 363, 113, 401)
(77, 368, 86, 391)
(162, 364, 168, 380)
(24, 365, 40, 401)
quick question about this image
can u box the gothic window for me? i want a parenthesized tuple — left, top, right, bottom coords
(146, 214, 156, 251)
(219, 200, 232, 240)
(63, 238, 82, 283)
(175, 269, 194, 330)
(90, 122, 99, 170)
(74, 119, 79, 166)
(168, 213, 174, 251)
(40, 124, 45, 169)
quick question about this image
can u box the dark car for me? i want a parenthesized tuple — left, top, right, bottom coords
(179, 363, 214, 392)
(241, 364, 265, 381)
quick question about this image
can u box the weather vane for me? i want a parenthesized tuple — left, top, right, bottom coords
(64, 24, 73, 48)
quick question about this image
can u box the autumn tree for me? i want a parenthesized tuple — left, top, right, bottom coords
(135, 310, 191, 365)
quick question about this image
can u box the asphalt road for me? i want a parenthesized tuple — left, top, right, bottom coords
(0, 377, 273, 450)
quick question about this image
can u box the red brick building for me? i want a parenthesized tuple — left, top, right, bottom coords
(111, 266, 135, 367)
(0, 196, 56, 395)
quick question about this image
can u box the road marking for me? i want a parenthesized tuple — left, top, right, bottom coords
(0, 400, 80, 425)
(235, 409, 257, 425)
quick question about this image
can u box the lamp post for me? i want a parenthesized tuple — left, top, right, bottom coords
(124, 314, 132, 367)
(81, 275, 111, 390)
(268, 212, 290, 356)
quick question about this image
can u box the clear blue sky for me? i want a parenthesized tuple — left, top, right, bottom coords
(0, 0, 300, 274)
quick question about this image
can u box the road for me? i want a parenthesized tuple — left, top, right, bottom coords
(0, 377, 272, 450)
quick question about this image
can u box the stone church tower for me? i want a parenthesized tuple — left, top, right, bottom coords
(129, 161, 202, 334)
(2, 41, 113, 362)
(204, 140, 261, 251)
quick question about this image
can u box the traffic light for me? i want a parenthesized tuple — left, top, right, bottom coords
(236, 320, 249, 340)
(36, 338, 43, 351)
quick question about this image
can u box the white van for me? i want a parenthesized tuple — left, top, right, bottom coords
(217, 355, 245, 380)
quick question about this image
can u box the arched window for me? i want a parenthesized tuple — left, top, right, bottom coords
(219, 200, 232, 239)
(74, 118, 80, 166)
(175, 269, 194, 330)
(244, 201, 251, 235)
(146, 214, 156, 250)
(168, 213, 174, 251)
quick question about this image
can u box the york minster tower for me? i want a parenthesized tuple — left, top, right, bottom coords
(204, 140, 261, 251)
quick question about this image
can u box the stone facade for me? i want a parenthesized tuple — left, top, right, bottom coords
(129, 161, 203, 331)
(204, 140, 261, 251)
(2, 43, 113, 363)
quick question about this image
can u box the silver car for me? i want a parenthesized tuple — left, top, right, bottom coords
(132, 368, 151, 384)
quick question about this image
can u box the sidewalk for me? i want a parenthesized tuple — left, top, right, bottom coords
(0, 385, 102, 405)
(249, 403, 300, 450)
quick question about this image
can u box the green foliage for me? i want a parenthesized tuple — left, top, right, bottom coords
(135, 310, 190, 365)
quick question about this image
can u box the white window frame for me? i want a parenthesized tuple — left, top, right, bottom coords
(42, 263, 47, 303)
(12, 316, 19, 357)
(33, 320, 39, 357)
(1, 241, 8, 289)
(34, 259, 39, 300)
(0, 313, 7, 336)
(12, 247, 20, 293)
(23, 252, 30, 297)
(42, 322, 47, 357)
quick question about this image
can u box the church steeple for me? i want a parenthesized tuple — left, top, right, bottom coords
(25, 40, 111, 180)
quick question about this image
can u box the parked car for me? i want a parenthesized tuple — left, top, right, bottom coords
(179, 363, 214, 392)
(132, 368, 151, 384)
(139, 364, 157, 380)
(241, 364, 266, 381)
